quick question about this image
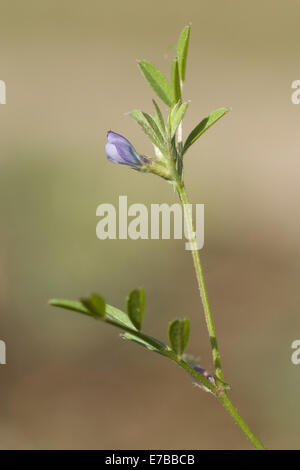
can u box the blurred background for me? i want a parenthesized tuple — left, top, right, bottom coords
(0, 0, 299, 450)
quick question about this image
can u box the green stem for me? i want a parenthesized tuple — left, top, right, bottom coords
(218, 393, 265, 450)
(176, 180, 266, 450)
(176, 181, 224, 381)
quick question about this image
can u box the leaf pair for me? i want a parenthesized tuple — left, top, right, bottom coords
(131, 98, 189, 154)
(49, 294, 190, 359)
(49, 294, 173, 358)
(137, 25, 191, 108)
(130, 108, 166, 155)
(49, 296, 135, 329)
(51, 288, 146, 332)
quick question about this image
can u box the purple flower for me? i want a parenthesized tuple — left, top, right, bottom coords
(105, 131, 147, 168)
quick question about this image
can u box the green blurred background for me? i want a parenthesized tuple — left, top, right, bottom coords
(0, 0, 299, 449)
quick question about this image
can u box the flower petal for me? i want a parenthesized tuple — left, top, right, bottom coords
(105, 131, 142, 167)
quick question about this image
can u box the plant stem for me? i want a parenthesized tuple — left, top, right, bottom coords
(176, 181, 224, 381)
(176, 180, 266, 450)
(217, 392, 265, 450)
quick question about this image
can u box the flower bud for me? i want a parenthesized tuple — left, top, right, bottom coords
(105, 130, 172, 180)
(105, 131, 148, 168)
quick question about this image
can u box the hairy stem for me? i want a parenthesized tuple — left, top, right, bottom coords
(176, 180, 266, 450)
(217, 393, 265, 450)
(176, 181, 224, 381)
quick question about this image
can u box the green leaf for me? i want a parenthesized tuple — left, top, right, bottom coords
(168, 318, 190, 357)
(183, 107, 229, 154)
(138, 60, 173, 107)
(126, 288, 145, 331)
(122, 331, 175, 357)
(122, 332, 159, 352)
(168, 102, 188, 138)
(81, 294, 105, 317)
(168, 101, 179, 133)
(50, 297, 136, 328)
(130, 109, 166, 154)
(177, 25, 191, 82)
(171, 59, 181, 104)
(105, 303, 137, 330)
(49, 298, 91, 315)
(122, 332, 172, 357)
(142, 112, 165, 146)
(152, 99, 166, 136)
